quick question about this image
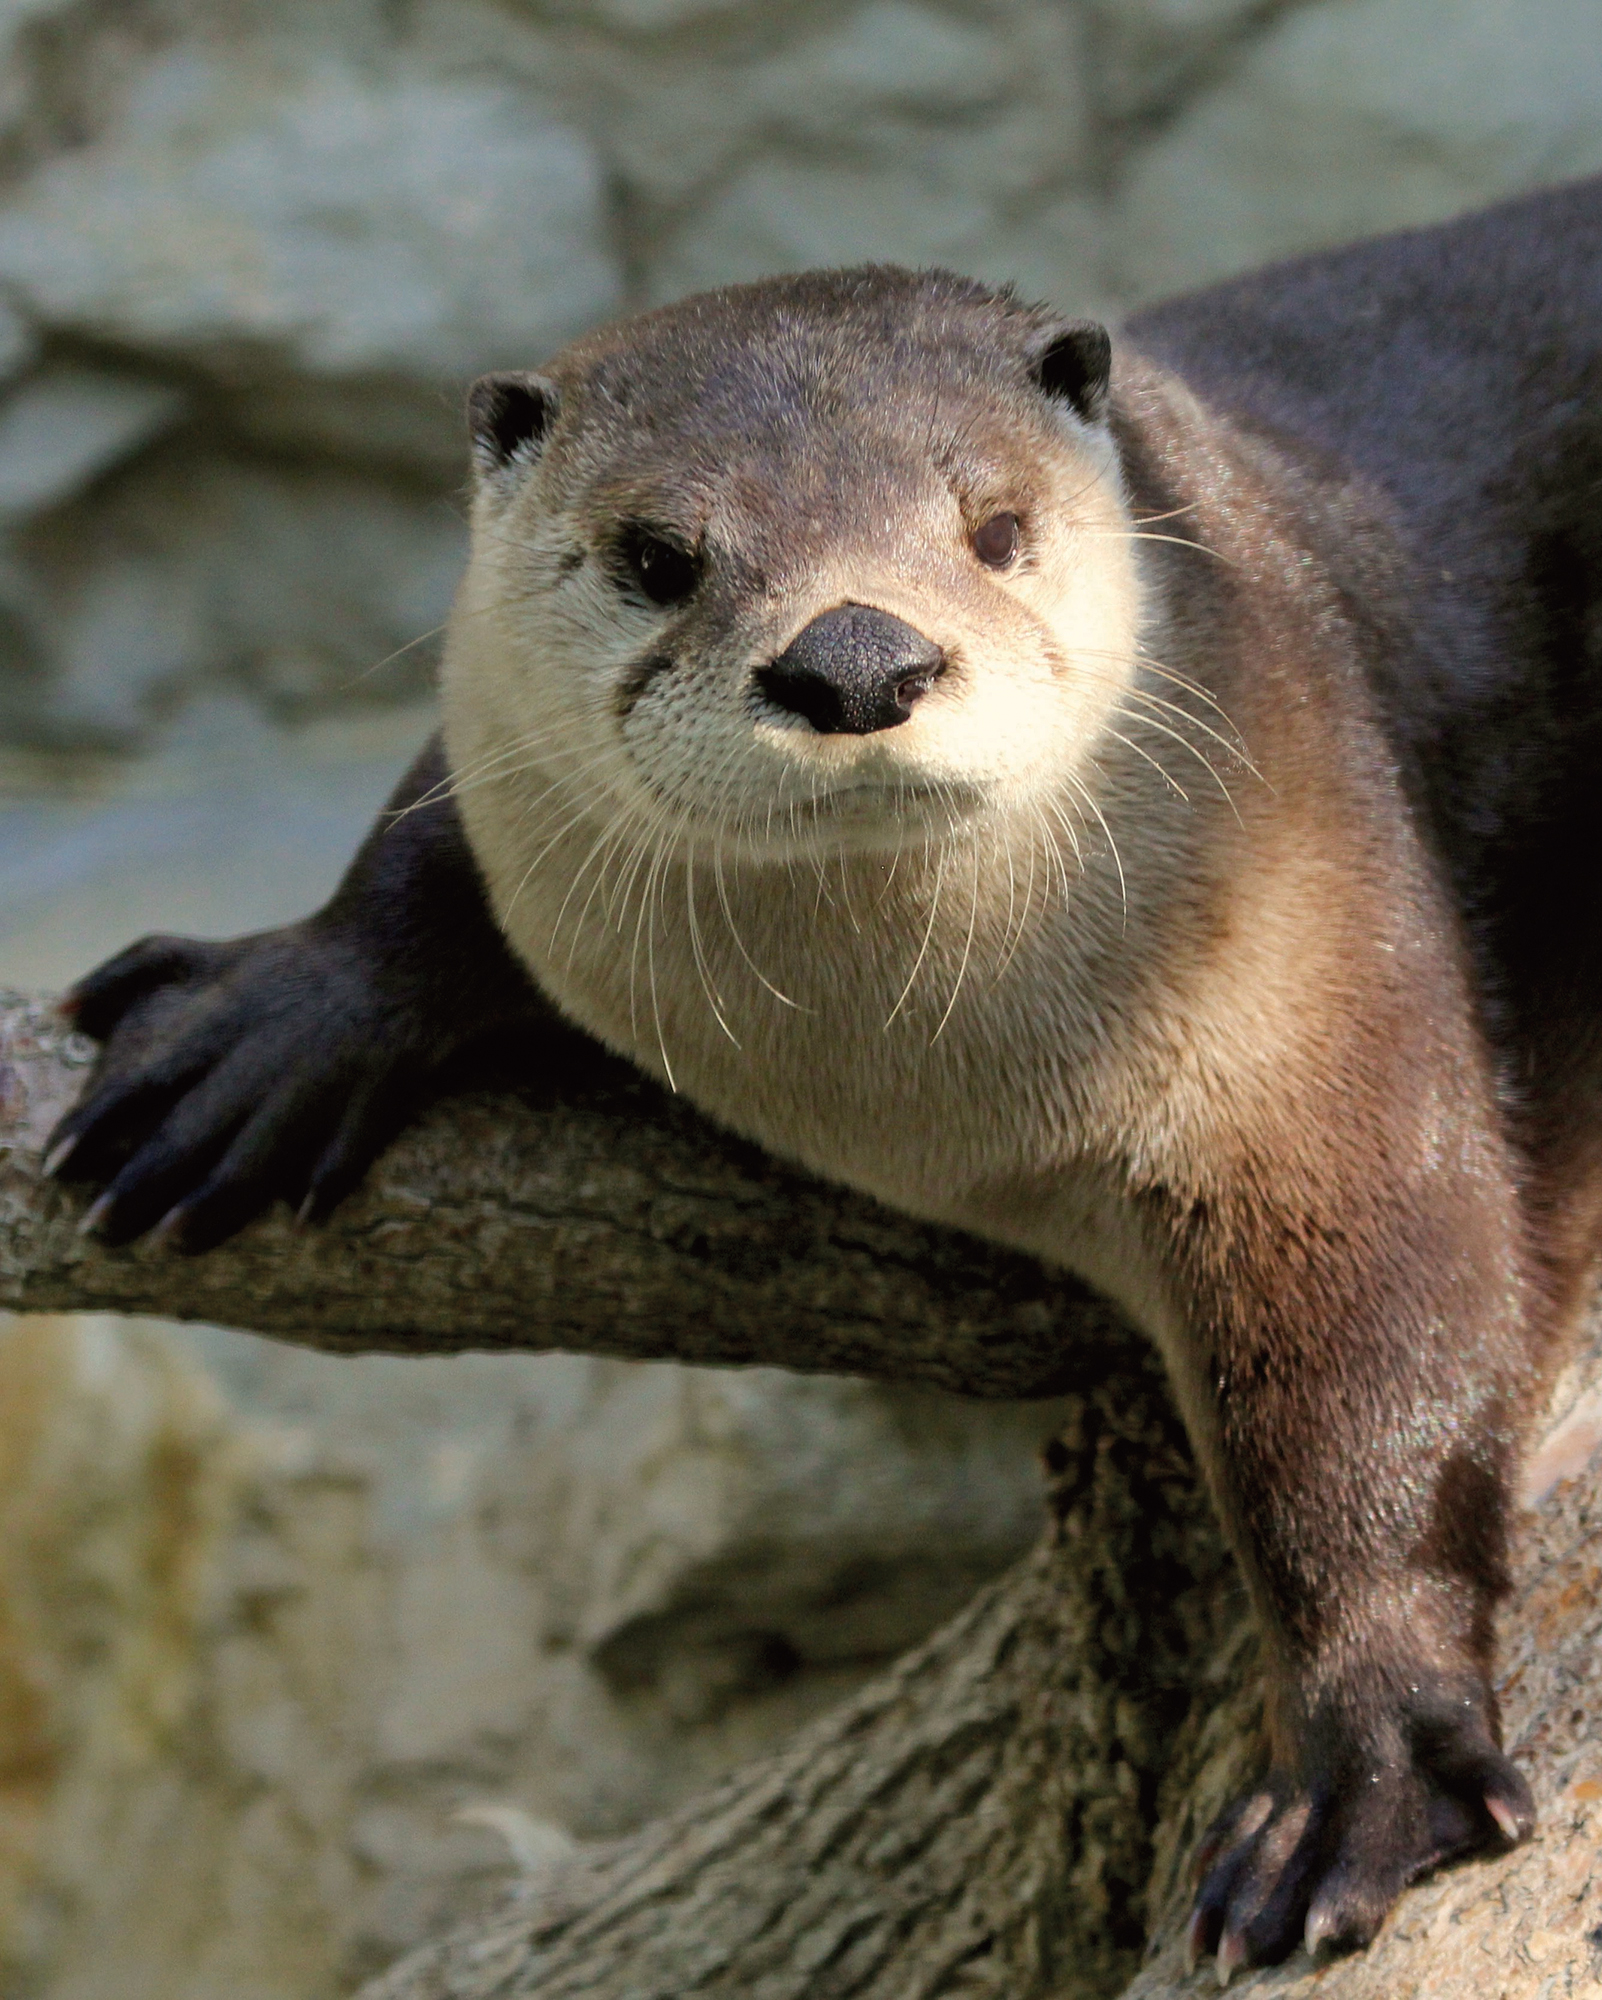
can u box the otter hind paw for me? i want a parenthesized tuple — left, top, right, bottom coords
(1186, 1708, 1533, 1982)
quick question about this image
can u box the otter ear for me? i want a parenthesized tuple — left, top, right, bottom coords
(1033, 322, 1111, 425)
(467, 372, 559, 488)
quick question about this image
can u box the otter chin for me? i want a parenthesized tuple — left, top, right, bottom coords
(48, 181, 1602, 1980)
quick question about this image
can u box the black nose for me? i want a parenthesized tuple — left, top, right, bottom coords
(755, 604, 944, 735)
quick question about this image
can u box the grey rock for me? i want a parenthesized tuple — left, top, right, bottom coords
(0, 366, 186, 518)
(746, 1, 1017, 131)
(0, 295, 36, 382)
(1110, 0, 1602, 304)
(534, 0, 769, 29)
(0, 47, 622, 392)
(647, 155, 1002, 301)
(16, 446, 464, 743)
(643, 1, 1090, 300)
(1085, 0, 1278, 128)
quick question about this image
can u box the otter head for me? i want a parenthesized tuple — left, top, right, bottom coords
(445, 266, 1142, 891)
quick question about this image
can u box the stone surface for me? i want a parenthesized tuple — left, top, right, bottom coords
(1110, 0, 1602, 303)
(0, 48, 620, 393)
(14, 450, 464, 742)
(0, 366, 185, 519)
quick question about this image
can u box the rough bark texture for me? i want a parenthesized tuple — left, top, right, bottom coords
(5, 987, 1602, 2000)
(0, 993, 1132, 1400)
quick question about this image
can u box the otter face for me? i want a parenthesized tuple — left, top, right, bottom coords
(446, 266, 1143, 871)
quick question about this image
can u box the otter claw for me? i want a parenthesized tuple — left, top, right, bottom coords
(151, 1205, 189, 1250)
(1216, 1929, 1247, 1987)
(1303, 1899, 1337, 1958)
(42, 1134, 77, 1178)
(76, 1190, 113, 1237)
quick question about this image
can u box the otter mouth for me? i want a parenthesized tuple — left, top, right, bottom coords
(722, 775, 986, 854)
(788, 779, 954, 821)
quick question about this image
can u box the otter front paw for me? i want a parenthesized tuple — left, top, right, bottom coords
(1186, 1682, 1533, 1982)
(47, 925, 450, 1251)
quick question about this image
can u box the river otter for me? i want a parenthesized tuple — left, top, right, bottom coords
(43, 177, 1602, 1978)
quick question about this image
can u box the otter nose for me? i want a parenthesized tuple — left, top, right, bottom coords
(755, 604, 944, 735)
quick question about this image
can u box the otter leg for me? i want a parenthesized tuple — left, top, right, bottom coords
(1164, 1163, 1540, 1978)
(46, 733, 552, 1250)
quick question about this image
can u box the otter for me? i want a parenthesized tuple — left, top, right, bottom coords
(42, 177, 1602, 1977)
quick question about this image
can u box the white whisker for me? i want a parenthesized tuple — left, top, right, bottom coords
(686, 851, 740, 1047)
(885, 844, 946, 1030)
(931, 832, 982, 1044)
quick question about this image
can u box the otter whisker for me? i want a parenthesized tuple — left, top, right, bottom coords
(1115, 699, 1244, 819)
(1071, 643, 1258, 767)
(1031, 803, 1075, 917)
(993, 813, 1040, 981)
(712, 840, 806, 1010)
(1105, 724, 1190, 802)
(1060, 771, 1125, 925)
(340, 620, 448, 696)
(1078, 526, 1238, 567)
(931, 831, 983, 1044)
(500, 772, 629, 929)
(612, 797, 668, 950)
(885, 842, 946, 1031)
(568, 806, 649, 963)
(1119, 686, 1259, 791)
(685, 852, 740, 1048)
(644, 832, 677, 1091)
(550, 800, 644, 964)
(392, 725, 563, 818)
(1130, 500, 1201, 527)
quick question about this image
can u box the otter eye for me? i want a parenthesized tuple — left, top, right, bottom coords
(619, 528, 700, 608)
(972, 511, 1020, 569)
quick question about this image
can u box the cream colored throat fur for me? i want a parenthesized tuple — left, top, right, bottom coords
(439, 306, 1254, 1328)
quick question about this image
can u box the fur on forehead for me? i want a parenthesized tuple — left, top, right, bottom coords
(532, 266, 1083, 509)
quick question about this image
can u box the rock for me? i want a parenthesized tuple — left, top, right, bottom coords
(965, 190, 1117, 324)
(643, 1, 1090, 301)
(534, 0, 764, 30)
(1084, 0, 1274, 128)
(0, 365, 186, 518)
(649, 156, 1000, 302)
(0, 46, 621, 424)
(1109, 0, 1602, 304)
(746, 1, 1017, 132)
(15, 444, 464, 743)
(0, 299, 35, 385)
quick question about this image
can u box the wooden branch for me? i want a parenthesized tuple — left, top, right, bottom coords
(0, 992, 1133, 1397)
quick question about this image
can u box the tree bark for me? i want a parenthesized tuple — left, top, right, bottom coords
(0, 993, 1132, 1400)
(5, 989, 1602, 1999)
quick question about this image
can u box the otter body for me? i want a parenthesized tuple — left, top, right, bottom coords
(50, 180, 1602, 1977)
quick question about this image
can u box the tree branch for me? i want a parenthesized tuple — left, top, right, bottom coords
(0, 992, 1133, 1398)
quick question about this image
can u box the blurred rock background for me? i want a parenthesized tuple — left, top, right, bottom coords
(0, 0, 1598, 1992)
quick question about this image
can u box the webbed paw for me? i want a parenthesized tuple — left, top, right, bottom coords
(1186, 1684, 1533, 1982)
(48, 926, 441, 1251)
